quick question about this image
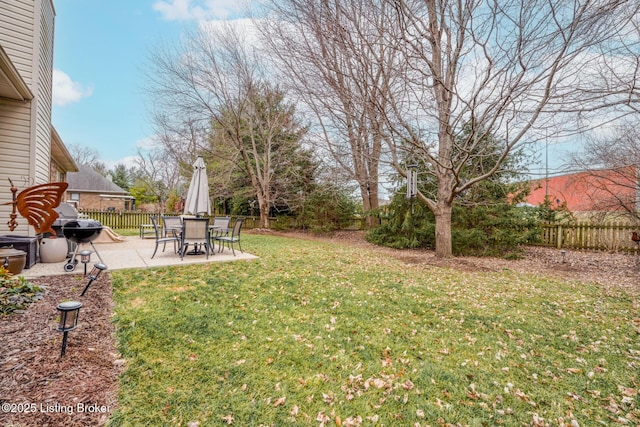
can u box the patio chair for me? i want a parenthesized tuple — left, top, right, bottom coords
(210, 216, 231, 252)
(150, 215, 180, 259)
(161, 215, 182, 239)
(214, 217, 245, 256)
(139, 220, 154, 239)
(180, 217, 211, 260)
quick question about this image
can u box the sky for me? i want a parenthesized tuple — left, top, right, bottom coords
(52, 0, 250, 169)
(51, 0, 578, 177)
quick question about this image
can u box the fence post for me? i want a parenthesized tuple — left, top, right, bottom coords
(556, 224, 563, 249)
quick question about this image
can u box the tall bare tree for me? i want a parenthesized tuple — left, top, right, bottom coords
(278, 0, 638, 257)
(389, 0, 639, 256)
(260, 0, 403, 226)
(146, 23, 309, 227)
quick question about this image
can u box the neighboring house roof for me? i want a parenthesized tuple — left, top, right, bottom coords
(67, 165, 129, 195)
(526, 167, 637, 212)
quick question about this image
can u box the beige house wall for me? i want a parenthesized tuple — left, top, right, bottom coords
(0, 1, 35, 82)
(0, 0, 57, 235)
(34, 0, 55, 184)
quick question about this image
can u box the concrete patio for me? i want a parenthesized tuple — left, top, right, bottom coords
(18, 236, 257, 279)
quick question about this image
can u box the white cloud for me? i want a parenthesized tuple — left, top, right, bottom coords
(104, 156, 139, 171)
(52, 69, 93, 106)
(198, 17, 260, 44)
(153, 0, 248, 22)
(135, 136, 160, 150)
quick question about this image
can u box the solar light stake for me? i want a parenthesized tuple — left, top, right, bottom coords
(560, 249, 567, 264)
(56, 301, 82, 357)
(80, 263, 107, 296)
(80, 250, 91, 276)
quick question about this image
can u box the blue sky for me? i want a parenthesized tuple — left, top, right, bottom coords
(52, 0, 249, 168)
(51, 0, 575, 176)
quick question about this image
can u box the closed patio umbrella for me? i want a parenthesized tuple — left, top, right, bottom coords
(184, 156, 211, 216)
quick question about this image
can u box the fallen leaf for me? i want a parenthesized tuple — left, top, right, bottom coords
(323, 392, 335, 404)
(343, 416, 363, 426)
(273, 396, 286, 407)
(402, 380, 415, 390)
(531, 413, 545, 426)
(619, 386, 638, 397)
(372, 378, 386, 388)
(316, 411, 330, 426)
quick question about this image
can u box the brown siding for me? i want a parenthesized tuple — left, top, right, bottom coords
(73, 193, 128, 211)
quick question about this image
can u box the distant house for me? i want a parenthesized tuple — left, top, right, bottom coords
(67, 166, 135, 211)
(0, 0, 78, 236)
(526, 167, 638, 213)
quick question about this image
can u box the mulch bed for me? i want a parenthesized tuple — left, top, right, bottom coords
(0, 273, 121, 427)
(0, 231, 638, 426)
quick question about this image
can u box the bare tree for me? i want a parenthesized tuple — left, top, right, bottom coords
(259, 0, 402, 226)
(152, 114, 209, 178)
(356, 0, 638, 257)
(68, 143, 107, 174)
(570, 124, 640, 220)
(146, 23, 309, 227)
(134, 144, 183, 212)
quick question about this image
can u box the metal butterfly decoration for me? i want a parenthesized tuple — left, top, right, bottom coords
(3, 178, 68, 236)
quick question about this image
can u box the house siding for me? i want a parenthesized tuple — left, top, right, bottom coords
(0, 0, 35, 84)
(33, 0, 54, 184)
(0, 105, 33, 236)
(0, 0, 56, 235)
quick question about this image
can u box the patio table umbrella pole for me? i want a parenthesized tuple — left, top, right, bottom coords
(183, 156, 211, 254)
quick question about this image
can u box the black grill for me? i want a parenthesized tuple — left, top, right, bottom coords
(62, 219, 103, 244)
(53, 203, 80, 237)
(61, 219, 104, 272)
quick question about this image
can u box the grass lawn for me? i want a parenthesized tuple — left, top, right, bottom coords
(108, 234, 639, 426)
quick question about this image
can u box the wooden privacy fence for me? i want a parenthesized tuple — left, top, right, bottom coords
(79, 210, 639, 252)
(537, 222, 639, 252)
(79, 210, 261, 231)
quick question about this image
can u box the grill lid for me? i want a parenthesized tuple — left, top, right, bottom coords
(62, 219, 102, 229)
(54, 202, 79, 219)
(62, 219, 103, 244)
